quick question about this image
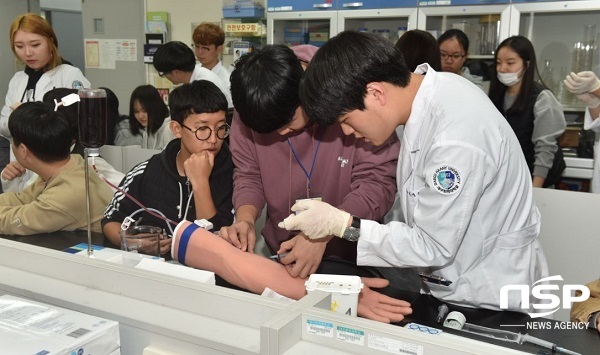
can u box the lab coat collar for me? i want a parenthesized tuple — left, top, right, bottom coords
(403, 63, 437, 154)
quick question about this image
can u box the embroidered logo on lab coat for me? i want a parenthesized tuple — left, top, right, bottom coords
(72, 80, 83, 89)
(432, 165, 461, 195)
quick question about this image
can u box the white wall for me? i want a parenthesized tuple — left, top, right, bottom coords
(40, 0, 80, 12)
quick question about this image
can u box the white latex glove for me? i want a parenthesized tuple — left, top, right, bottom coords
(278, 200, 351, 240)
(564, 71, 600, 95)
(576, 93, 600, 109)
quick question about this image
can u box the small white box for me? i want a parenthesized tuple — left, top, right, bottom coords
(0, 294, 120, 354)
(305, 274, 363, 316)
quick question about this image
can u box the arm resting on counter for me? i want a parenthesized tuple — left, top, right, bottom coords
(171, 220, 412, 323)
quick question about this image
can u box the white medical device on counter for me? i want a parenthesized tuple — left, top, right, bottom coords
(305, 274, 363, 316)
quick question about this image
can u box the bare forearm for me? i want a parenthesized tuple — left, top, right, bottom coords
(235, 204, 259, 224)
(103, 222, 122, 246)
(193, 181, 217, 220)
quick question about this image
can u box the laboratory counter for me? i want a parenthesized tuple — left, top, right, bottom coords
(404, 295, 599, 355)
(1, 231, 598, 354)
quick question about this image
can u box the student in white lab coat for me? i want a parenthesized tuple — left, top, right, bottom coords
(279, 31, 549, 313)
(564, 71, 600, 193)
(0, 13, 90, 187)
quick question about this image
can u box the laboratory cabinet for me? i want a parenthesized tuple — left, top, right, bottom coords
(508, 0, 600, 110)
(267, 0, 419, 46)
(267, 0, 411, 11)
(267, 0, 339, 12)
(416, 3, 511, 58)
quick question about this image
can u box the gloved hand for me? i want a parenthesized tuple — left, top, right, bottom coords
(576, 93, 600, 109)
(278, 200, 350, 240)
(564, 71, 600, 94)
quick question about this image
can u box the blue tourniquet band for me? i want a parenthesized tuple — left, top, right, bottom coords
(178, 223, 200, 264)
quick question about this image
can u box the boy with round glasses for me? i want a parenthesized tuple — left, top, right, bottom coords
(102, 80, 234, 255)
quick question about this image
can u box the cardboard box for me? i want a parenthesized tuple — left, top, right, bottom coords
(0, 294, 120, 354)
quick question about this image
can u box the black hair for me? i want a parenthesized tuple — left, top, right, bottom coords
(438, 29, 470, 53)
(230, 45, 303, 133)
(153, 41, 196, 73)
(42, 88, 78, 141)
(99, 87, 120, 145)
(488, 35, 541, 114)
(168, 80, 228, 124)
(128, 85, 169, 135)
(9, 102, 72, 162)
(299, 31, 411, 126)
(395, 30, 442, 71)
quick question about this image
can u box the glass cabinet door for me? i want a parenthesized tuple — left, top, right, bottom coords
(338, 1, 418, 45)
(267, 0, 337, 12)
(510, 1, 600, 110)
(417, 2, 511, 57)
(267, 11, 338, 46)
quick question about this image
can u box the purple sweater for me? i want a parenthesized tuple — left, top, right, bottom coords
(230, 113, 399, 262)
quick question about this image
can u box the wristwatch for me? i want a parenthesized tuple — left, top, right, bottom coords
(342, 216, 361, 242)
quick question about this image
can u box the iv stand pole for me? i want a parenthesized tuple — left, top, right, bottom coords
(85, 148, 93, 257)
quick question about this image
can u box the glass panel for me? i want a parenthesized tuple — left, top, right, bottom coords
(519, 11, 600, 108)
(344, 17, 410, 44)
(425, 14, 500, 57)
(271, 19, 331, 46)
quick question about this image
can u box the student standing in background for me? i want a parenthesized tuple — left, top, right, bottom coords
(0, 13, 90, 192)
(192, 22, 231, 90)
(152, 41, 232, 108)
(489, 35, 566, 188)
(438, 29, 484, 90)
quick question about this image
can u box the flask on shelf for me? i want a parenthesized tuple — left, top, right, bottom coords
(540, 59, 558, 95)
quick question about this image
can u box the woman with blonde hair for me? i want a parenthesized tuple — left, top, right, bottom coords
(0, 13, 90, 182)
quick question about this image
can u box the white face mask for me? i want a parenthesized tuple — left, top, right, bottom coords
(497, 67, 524, 87)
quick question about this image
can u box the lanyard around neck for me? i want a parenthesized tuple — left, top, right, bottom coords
(287, 133, 321, 195)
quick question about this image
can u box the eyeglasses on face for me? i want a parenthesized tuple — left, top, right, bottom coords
(181, 123, 230, 141)
(158, 71, 171, 78)
(441, 53, 466, 61)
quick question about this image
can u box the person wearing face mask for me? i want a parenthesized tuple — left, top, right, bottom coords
(489, 35, 566, 188)
(0, 13, 90, 192)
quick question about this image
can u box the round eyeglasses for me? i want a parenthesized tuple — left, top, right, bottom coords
(181, 123, 230, 141)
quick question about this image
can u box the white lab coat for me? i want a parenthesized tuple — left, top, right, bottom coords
(582, 109, 600, 193)
(190, 64, 232, 108)
(357, 65, 549, 312)
(205, 61, 231, 91)
(0, 64, 90, 139)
